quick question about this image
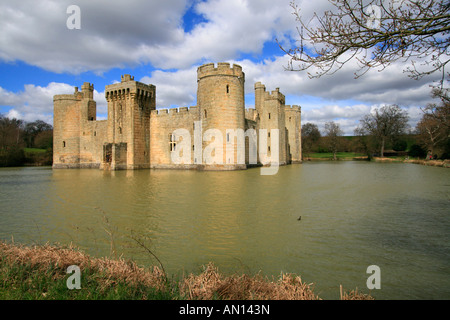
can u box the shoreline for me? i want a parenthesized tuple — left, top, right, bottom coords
(304, 156, 450, 168)
(0, 241, 373, 300)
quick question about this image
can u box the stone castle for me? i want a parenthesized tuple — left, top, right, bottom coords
(53, 62, 302, 170)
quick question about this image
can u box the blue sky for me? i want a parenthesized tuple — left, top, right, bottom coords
(0, 0, 440, 135)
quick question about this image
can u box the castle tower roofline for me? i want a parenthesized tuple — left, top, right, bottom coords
(197, 62, 244, 79)
(105, 75, 155, 101)
(255, 82, 266, 89)
(285, 105, 301, 112)
(121, 74, 134, 82)
(81, 82, 94, 89)
(259, 87, 285, 103)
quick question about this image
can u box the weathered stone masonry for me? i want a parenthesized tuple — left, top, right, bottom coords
(53, 63, 302, 170)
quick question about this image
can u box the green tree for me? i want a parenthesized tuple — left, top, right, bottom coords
(301, 122, 321, 157)
(409, 144, 427, 158)
(24, 120, 53, 148)
(392, 139, 407, 152)
(0, 115, 26, 167)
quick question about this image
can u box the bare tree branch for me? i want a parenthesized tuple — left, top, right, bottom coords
(278, 0, 450, 87)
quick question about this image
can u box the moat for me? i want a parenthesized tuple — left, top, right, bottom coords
(0, 162, 449, 299)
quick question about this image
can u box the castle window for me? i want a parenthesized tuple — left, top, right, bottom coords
(63, 141, 66, 148)
(94, 131, 97, 137)
(289, 117, 291, 122)
(226, 85, 229, 94)
(226, 133, 230, 142)
(119, 127, 122, 134)
(90, 117, 94, 121)
(204, 110, 207, 119)
(169, 134, 176, 152)
(268, 113, 271, 120)
(268, 132, 270, 138)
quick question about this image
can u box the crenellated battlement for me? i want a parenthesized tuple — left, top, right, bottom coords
(54, 83, 94, 102)
(255, 82, 285, 104)
(151, 106, 199, 117)
(285, 105, 301, 113)
(121, 74, 135, 82)
(254, 82, 265, 90)
(81, 82, 94, 91)
(105, 76, 155, 102)
(264, 88, 285, 104)
(53, 94, 78, 102)
(197, 62, 244, 79)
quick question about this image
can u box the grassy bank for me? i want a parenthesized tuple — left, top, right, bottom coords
(304, 153, 450, 168)
(0, 241, 372, 300)
(304, 152, 367, 161)
(403, 159, 450, 168)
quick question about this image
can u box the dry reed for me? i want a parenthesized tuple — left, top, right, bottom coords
(0, 241, 373, 300)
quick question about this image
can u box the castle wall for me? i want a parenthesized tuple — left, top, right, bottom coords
(150, 107, 199, 169)
(53, 64, 302, 171)
(79, 120, 108, 168)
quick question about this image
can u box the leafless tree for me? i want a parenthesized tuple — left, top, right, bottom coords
(417, 87, 450, 155)
(422, 87, 450, 128)
(279, 0, 450, 87)
(416, 114, 447, 155)
(357, 104, 409, 157)
(324, 121, 344, 160)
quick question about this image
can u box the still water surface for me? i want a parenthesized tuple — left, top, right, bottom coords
(0, 162, 449, 299)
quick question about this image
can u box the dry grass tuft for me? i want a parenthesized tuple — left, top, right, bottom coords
(0, 241, 167, 292)
(180, 262, 320, 300)
(340, 285, 374, 300)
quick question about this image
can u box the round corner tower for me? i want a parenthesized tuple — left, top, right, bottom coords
(197, 62, 246, 169)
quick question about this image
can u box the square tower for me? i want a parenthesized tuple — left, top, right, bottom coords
(104, 75, 156, 169)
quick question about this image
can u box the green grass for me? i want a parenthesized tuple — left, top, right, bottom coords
(0, 261, 177, 300)
(306, 152, 366, 159)
(24, 148, 47, 154)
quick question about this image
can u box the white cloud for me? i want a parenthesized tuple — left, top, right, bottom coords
(0, 0, 305, 72)
(140, 67, 198, 108)
(0, 0, 442, 133)
(0, 0, 188, 73)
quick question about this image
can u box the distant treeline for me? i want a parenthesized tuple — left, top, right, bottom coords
(302, 131, 429, 158)
(0, 115, 53, 167)
(302, 95, 450, 160)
